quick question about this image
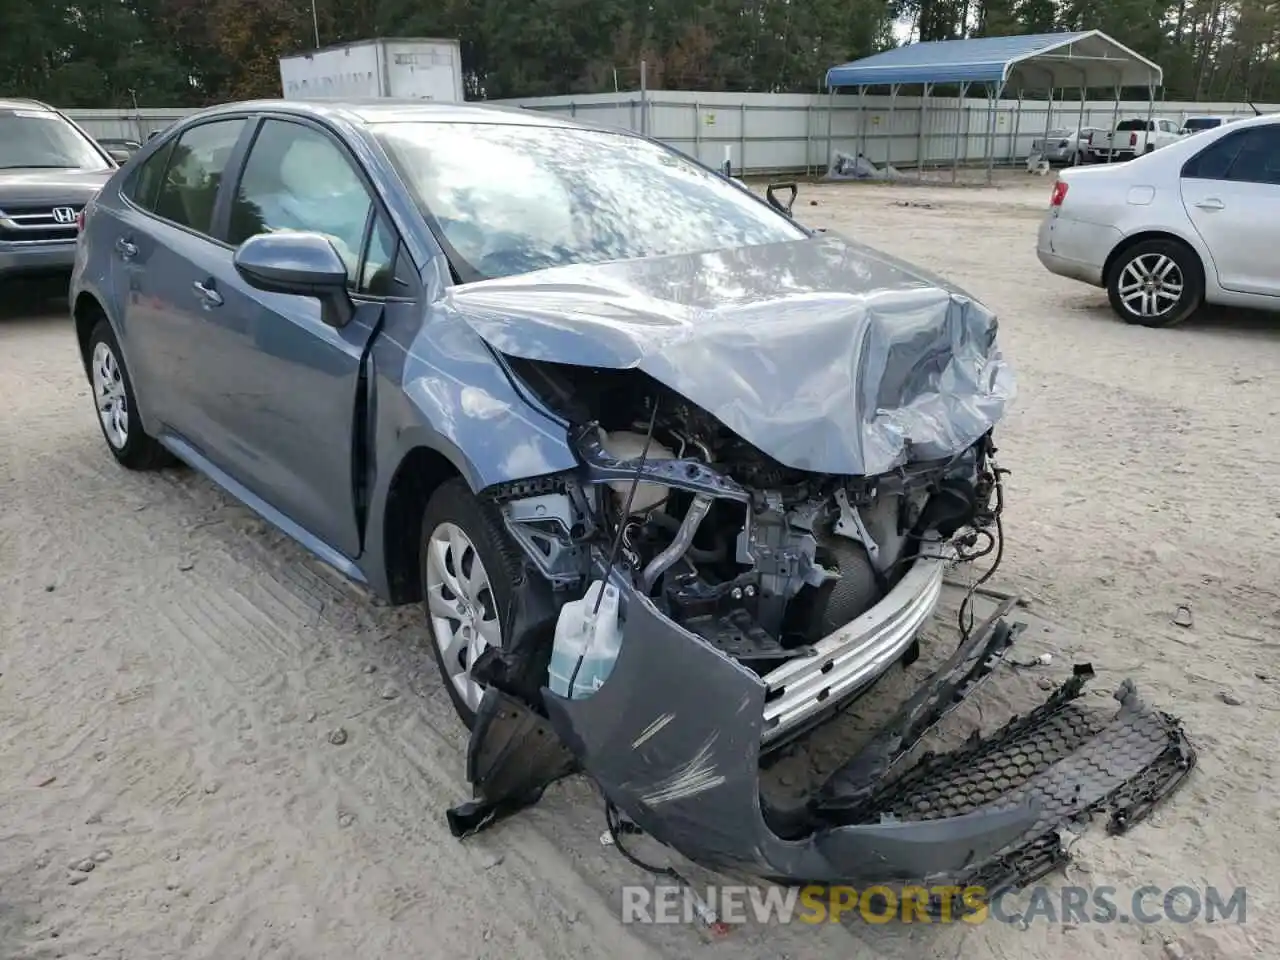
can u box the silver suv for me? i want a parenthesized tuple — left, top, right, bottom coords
(0, 98, 116, 282)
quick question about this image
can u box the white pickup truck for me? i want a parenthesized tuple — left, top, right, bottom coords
(1092, 117, 1184, 161)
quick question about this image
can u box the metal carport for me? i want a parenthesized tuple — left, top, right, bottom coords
(824, 31, 1164, 183)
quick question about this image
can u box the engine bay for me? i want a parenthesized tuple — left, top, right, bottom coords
(489, 357, 1005, 675)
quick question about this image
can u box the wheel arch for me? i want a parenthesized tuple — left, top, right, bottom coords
(1103, 230, 1207, 294)
(380, 445, 465, 605)
(73, 291, 111, 378)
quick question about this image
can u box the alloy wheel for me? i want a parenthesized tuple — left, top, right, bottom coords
(92, 341, 129, 449)
(1117, 253, 1184, 320)
(424, 521, 501, 712)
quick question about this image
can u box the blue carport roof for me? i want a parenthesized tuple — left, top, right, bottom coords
(826, 30, 1162, 90)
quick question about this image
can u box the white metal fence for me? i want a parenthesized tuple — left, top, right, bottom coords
(66, 92, 1277, 177)
(66, 107, 191, 143)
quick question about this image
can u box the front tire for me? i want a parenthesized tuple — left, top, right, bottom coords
(419, 478, 524, 728)
(87, 319, 172, 469)
(1106, 239, 1203, 328)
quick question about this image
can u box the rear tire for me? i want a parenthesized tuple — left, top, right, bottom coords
(87, 319, 173, 470)
(419, 478, 525, 729)
(1106, 239, 1203, 328)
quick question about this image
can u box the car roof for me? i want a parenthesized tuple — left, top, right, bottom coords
(0, 97, 55, 112)
(182, 98, 597, 132)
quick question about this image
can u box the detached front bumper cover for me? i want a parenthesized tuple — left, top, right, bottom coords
(446, 586, 1195, 892)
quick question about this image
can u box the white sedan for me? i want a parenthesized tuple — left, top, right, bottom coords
(1036, 112, 1280, 327)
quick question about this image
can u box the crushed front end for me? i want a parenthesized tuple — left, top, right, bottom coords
(486, 355, 1007, 745)
(440, 236, 1194, 890)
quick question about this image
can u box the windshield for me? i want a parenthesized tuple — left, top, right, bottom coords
(1183, 118, 1220, 131)
(1046, 129, 1074, 138)
(0, 109, 111, 170)
(375, 121, 807, 282)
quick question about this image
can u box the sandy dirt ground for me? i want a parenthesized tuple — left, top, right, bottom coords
(2, 174, 1278, 960)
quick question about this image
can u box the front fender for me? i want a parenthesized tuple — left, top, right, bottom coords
(359, 307, 580, 598)
(398, 312, 579, 491)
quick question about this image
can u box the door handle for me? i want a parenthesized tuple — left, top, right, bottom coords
(193, 280, 223, 308)
(115, 237, 138, 259)
(1194, 198, 1224, 211)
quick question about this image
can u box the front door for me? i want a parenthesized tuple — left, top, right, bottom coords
(183, 116, 410, 559)
(1181, 123, 1280, 297)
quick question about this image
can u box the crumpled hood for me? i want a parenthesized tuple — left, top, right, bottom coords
(445, 233, 1015, 477)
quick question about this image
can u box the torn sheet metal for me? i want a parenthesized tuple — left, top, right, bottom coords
(444, 234, 1015, 477)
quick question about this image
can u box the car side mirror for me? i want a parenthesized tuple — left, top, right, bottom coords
(233, 231, 354, 328)
(766, 182, 798, 217)
(107, 148, 132, 164)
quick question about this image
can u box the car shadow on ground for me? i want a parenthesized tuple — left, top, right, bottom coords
(1067, 293, 1279, 341)
(0, 279, 70, 320)
(1180, 304, 1280, 340)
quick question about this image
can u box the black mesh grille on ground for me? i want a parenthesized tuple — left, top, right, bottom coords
(842, 671, 1196, 907)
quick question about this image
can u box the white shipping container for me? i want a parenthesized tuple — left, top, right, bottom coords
(278, 38, 464, 102)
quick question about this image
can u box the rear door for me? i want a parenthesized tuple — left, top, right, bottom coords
(111, 116, 253, 442)
(1180, 124, 1280, 297)
(194, 116, 419, 558)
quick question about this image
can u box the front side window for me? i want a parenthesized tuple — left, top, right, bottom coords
(0, 108, 111, 171)
(228, 119, 374, 282)
(375, 121, 806, 282)
(154, 118, 247, 235)
(360, 212, 401, 296)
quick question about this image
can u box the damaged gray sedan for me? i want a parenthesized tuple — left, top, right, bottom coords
(72, 100, 1193, 898)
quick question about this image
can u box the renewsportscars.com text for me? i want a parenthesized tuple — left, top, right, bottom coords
(620, 883, 1247, 926)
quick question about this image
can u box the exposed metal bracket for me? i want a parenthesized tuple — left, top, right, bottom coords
(833, 487, 881, 570)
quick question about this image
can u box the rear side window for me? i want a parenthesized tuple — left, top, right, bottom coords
(153, 118, 247, 235)
(1222, 127, 1280, 185)
(124, 140, 174, 211)
(1182, 126, 1280, 184)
